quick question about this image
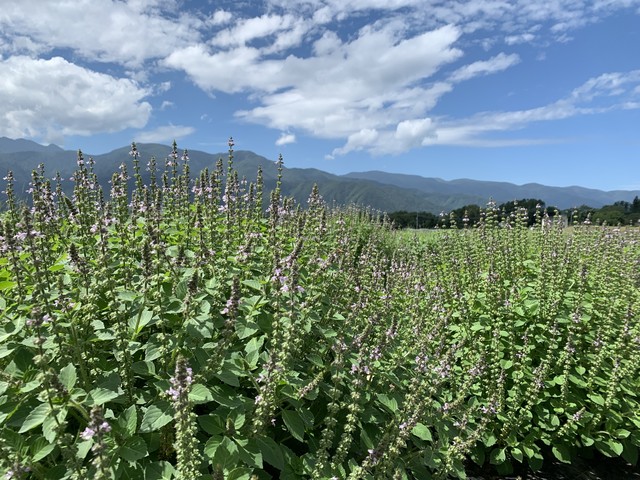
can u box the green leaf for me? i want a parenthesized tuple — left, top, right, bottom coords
(490, 447, 506, 465)
(189, 384, 213, 404)
(282, 410, 306, 442)
(214, 369, 240, 387)
(484, 433, 497, 448)
(596, 438, 624, 457)
(139, 402, 173, 433)
(580, 434, 595, 447)
(118, 405, 138, 436)
(19, 403, 51, 433)
(588, 393, 605, 406)
(119, 436, 148, 462)
(89, 387, 120, 405)
(411, 423, 432, 441)
(77, 439, 93, 460)
(59, 363, 77, 391)
(376, 393, 398, 413)
(552, 445, 572, 463)
(0, 280, 16, 291)
(205, 436, 238, 469)
(256, 435, 285, 470)
(227, 468, 252, 480)
(242, 279, 263, 292)
(30, 436, 56, 462)
(198, 414, 225, 435)
(238, 438, 263, 469)
(144, 461, 176, 480)
(129, 309, 154, 337)
(511, 447, 523, 463)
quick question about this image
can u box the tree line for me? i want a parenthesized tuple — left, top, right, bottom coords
(387, 197, 640, 229)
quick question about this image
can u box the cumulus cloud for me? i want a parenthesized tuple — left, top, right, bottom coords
(0, 56, 151, 142)
(0, 0, 200, 65)
(0, 0, 638, 156)
(276, 132, 296, 145)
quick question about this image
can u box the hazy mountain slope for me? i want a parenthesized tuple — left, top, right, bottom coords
(1, 138, 638, 212)
(344, 171, 640, 209)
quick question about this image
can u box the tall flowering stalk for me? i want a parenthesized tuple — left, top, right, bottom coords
(167, 355, 202, 479)
(81, 406, 112, 480)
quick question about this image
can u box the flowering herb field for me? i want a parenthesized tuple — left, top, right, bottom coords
(1, 141, 640, 479)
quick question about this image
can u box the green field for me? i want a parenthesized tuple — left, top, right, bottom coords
(1, 145, 639, 479)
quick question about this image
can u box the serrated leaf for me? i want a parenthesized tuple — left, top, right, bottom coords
(19, 403, 51, 433)
(205, 436, 238, 468)
(199, 414, 225, 435)
(256, 435, 284, 471)
(119, 436, 148, 462)
(30, 436, 55, 462)
(282, 410, 305, 441)
(214, 369, 240, 387)
(139, 402, 173, 433)
(42, 413, 58, 443)
(59, 363, 77, 391)
(89, 387, 120, 405)
(411, 423, 432, 441)
(118, 405, 138, 436)
(189, 384, 213, 404)
(237, 439, 263, 469)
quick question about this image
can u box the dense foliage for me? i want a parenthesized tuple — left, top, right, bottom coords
(389, 196, 640, 230)
(1, 141, 640, 479)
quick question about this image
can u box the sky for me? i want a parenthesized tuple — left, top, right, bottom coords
(0, 0, 639, 191)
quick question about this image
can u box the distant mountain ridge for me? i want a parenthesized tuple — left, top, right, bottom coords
(0, 137, 64, 154)
(342, 171, 640, 212)
(0, 137, 638, 212)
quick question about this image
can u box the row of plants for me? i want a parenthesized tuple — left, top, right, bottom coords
(1, 141, 639, 479)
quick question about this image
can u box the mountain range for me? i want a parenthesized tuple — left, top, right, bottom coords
(0, 137, 638, 213)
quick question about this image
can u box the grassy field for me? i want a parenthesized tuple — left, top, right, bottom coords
(1, 143, 639, 479)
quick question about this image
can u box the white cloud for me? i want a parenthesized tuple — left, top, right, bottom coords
(276, 132, 296, 145)
(210, 9, 233, 25)
(0, 0, 200, 65)
(332, 129, 380, 156)
(449, 53, 520, 83)
(135, 124, 195, 143)
(1, 0, 639, 157)
(505, 33, 535, 45)
(425, 70, 640, 147)
(0, 56, 151, 142)
(394, 118, 436, 147)
(211, 14, 299, 48)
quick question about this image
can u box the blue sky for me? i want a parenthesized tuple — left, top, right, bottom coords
(0, 0, 639, 191)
